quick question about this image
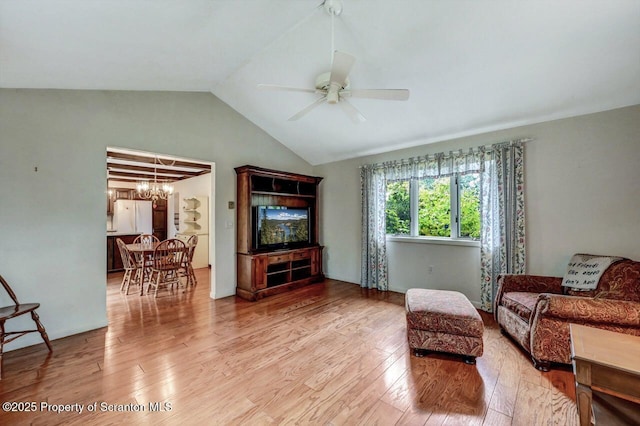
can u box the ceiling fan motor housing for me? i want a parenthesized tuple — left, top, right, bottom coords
(315, 72, 349, 103)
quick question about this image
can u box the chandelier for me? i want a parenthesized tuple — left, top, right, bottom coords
(136, 156, 174, 205)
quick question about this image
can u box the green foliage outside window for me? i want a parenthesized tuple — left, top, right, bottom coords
(385, 174, 480, 239)
(459, 174, 481, 239)
(418, 177, 451, 237)
(385, 181, 410, 234)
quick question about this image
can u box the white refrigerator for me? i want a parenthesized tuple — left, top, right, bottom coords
(113, 200, 153, 234)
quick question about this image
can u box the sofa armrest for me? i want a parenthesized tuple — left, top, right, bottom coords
(494, 274, 563, 319)
(535, 294, 640, 326)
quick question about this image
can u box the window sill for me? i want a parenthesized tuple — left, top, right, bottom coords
(386, 235, 480, 248)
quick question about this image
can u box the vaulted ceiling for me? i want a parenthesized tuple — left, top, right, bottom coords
(2, 1, 639, 165)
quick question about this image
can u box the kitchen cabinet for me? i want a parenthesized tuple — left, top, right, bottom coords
(106, 233, 138, 272)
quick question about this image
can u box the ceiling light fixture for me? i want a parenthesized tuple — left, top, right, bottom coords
(136, 156, 174, 207)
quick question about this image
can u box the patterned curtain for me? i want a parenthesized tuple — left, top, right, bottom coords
(479, 142, 526, 311)
(360, 148, 485, 291)
(360, 139, 526, 300)
(360, 165, 388, 290)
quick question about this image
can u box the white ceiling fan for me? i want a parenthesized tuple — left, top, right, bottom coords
(258, 0, 410, 123)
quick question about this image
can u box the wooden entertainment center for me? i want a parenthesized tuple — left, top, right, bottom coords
(235, 165, 324, 301)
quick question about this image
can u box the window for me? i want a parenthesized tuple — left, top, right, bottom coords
(385, 173, 480, 239)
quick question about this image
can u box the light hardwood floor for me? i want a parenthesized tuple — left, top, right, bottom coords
(0, 270, 578, 425)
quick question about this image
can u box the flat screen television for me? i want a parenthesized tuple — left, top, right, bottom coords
(254, 206, 310, 250)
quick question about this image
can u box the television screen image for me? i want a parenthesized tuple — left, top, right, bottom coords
(256, 206, 309, 247)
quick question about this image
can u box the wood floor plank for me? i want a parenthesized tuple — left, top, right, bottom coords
(356, 399, 404, 425)
(483, 408, 513, 426)
(0, 270, 579, 425)
(511, 380, 551, 426)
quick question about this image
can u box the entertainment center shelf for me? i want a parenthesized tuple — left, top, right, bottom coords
(252, 191, 316, 198)
(235, 165, 323, 301)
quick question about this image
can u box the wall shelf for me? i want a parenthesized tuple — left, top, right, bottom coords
(180, 196, 207, 234)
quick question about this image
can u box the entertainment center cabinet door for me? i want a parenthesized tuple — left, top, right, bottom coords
(311, 247, 322, 276)
(237, 254, 268, 292)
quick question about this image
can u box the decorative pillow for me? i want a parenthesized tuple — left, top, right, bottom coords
(561, 253, 625, 291)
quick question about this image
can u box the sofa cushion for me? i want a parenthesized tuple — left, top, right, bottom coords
(501, 291, 539, 322)
(561, 254, 624, 291)
(565, 260, 640, 302)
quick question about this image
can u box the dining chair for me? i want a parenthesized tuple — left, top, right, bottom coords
(133, 234, 160, 245)
(179, 234, 198, 288)
(147, 239, 186, 298)
(133, 233, 159, 277)
(0, 274, 52, 378)
(116, 238, 142, 295)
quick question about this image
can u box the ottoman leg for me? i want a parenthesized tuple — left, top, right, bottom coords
(413, 348, 428, 357)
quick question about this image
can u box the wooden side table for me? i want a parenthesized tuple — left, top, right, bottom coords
(570, 324, 640, 425)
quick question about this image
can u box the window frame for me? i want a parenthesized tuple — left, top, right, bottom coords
(387, 173, 479, 242)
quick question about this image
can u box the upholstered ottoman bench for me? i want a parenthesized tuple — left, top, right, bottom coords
(405, 288, 484, 364)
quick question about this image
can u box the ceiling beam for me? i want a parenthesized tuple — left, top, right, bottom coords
(106, 150, 212, 183)
(106, 163, 204, 177)
(106, 151, 211, 171)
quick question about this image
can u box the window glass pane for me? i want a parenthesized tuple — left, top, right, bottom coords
(459, 173, 480, 239)
(385, 180, 410, 235)
(418, 177, 451, 237)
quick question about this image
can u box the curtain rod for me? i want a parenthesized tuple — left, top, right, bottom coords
(486, 137, 533, 146)
(359, 137, 534, 169)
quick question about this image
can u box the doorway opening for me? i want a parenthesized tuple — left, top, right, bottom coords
(105, 147, 215, 299)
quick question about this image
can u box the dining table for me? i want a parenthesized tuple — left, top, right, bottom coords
(126, 242, 159, 256)
(126, 242, 160, 295)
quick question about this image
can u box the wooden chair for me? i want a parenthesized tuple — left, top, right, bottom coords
(179, 234, 198, 288)
(0, 274, 52, 378)
(116, 238, 142, 295)
(147, 239, 186, 298)
(133, 234, 159, 281)
(133, 234, 160, 245)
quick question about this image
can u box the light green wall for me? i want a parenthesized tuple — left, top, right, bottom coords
(0, 89, 313, 350)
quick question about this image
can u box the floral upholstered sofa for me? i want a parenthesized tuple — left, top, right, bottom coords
(494, 258, 640, 371)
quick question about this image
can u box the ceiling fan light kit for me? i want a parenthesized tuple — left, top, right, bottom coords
(258, 0, 409, 123)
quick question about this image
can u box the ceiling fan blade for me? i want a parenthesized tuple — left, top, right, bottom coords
(329, 51, 356, 87)
(287, 97, 327, 121)
(342, 89, 410, 101)
(339, 99, 366, 123)
(257, 84, 318, 94)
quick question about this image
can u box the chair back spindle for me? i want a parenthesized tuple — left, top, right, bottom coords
(133, 234, 160, 245)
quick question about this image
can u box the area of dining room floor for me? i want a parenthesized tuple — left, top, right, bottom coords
(106, 266, 213, 321)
